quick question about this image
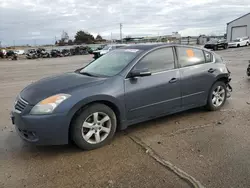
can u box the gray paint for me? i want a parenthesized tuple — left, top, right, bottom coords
(11, 44, 231, 145)
(227, 13, 250, 41)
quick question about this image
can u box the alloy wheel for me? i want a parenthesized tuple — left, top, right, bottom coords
(212, 86, 225, 107)
(81, 112, 111, 144)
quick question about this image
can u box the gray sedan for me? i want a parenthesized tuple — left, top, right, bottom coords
(11, 44, 232, 150)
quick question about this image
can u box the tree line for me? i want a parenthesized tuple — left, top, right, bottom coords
(56, 30, 105, 46)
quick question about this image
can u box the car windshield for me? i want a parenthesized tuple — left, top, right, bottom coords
(233, 39, 240, 42)
(80, 49, 141, 77)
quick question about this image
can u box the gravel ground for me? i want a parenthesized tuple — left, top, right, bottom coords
(0, 47, 250, 188)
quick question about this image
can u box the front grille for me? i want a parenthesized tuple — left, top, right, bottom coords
(15, 97, 28, 113)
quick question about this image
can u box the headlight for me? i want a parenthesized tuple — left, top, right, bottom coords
(30, 94, 71, 115)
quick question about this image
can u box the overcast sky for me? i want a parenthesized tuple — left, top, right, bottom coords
(0, 0, 250, 46)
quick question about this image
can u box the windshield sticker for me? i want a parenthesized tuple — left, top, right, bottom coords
(125, 49, 140, 53)
(186, 49, 194, 57)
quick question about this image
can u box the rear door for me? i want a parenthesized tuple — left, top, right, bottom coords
(124, 47, 181, 120)
(176, 47, 216, 108)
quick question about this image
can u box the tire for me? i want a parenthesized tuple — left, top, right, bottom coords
(213, 46, 218, 51)
(237, 44, 240, 47)
(224, 44, 228, 49)
(206, 81, 227, 111)
(246, 42, 249, 46)
(71, 104, 117, 150)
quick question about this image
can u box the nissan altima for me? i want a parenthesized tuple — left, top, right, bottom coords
(11, 44, 232, 150)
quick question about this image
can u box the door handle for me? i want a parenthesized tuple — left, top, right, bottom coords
(169, 78, 177, 83)
(208, 68, 216, 73)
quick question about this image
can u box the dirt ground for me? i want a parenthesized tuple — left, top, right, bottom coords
(0, 47, 250, 188)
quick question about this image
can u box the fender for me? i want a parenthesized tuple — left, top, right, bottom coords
(67, 94, 127, 128)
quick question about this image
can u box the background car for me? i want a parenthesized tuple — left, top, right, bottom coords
(204, 38, 228, 50)
(0, 49, 6, 58)
(228, 36, 250, 48)
(14, 50, 25, 55)
(11, 44, 232, 150)
(92, 44, 128, 59)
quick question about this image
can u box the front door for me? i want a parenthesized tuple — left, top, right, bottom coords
(124, 47, 181, 120)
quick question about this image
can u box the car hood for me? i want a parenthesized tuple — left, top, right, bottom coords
(93, 50, 109, 54)
(20, 72, 105, 105)
(205, 41, 218, 45)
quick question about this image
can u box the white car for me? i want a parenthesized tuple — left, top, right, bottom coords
(92, 44, 128, 59)
(14, 50, 25, 55)
(228, 36, 250, 48)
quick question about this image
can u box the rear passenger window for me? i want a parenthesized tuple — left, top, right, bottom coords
(204, 51, 213, 63)
(134, 47, 175, 73)
(177, 47, 205, 67)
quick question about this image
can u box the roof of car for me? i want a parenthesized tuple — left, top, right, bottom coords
(118, 43, 212, 52)
(121, 43, 171, 50)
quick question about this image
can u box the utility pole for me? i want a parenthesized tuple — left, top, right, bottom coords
(13, 40, 15, 48)
(111, 32, 113, 44)
(120, 23, 123, 43)
(0, 41, 2, 48)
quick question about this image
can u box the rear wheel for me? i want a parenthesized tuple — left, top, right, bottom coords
(206, 81, 227, 111)
(213, 46, 218, 51)
(71, 104, 117, 150)
(246, 42, 249, 46)
(237, 44, 240, 47)
(224, 44, 228, 49)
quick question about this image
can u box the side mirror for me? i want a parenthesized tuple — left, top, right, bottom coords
(129, 69, 152, 78)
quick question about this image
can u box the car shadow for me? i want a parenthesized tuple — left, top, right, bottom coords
(123, 107, 209, 134)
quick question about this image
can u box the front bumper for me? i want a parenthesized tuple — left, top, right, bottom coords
(11, 111, 70, 145)
(204, 44, 215, 49)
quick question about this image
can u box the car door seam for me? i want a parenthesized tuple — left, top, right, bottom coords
(181, 91, 205, 99)
(129, 96, 181, 112)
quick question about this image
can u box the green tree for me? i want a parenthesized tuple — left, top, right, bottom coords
(124, 35, 132, 42)
(96, 34, 103, 41)
(68, 39, 74, 45)
(74, 30, 95, 44)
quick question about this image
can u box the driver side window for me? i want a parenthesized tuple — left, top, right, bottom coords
(133, 47, 175, 73)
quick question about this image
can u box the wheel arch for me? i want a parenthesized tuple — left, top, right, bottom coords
(215, 75, 229, 83)
(206, 75, 229, 101)
(68, 96, 126, 141)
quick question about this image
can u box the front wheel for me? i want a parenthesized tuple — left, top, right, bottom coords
(206, 81, 227, 111)
(213, 46, 218, 51)
(246, 42, 249, 46)
(71, 104, 117, 150)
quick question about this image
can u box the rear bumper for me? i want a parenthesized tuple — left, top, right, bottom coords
(225, 76, 232, 98)
(247, 66, 250, 76)
(11, 111, 70, 145)
(93, 52, 101, 59)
